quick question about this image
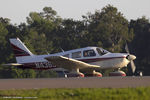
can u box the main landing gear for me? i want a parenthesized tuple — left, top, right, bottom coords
(57, 69, 126, 77)
(109, 69, 126, 76)
(67, 68, 84, 77)
(84, 70, 102, 77)
(92, 70, 102, 77)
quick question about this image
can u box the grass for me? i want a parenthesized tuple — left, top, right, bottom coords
(0, 87, 150, 100)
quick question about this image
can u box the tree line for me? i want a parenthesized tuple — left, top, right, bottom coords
(0, 5, 150, 78)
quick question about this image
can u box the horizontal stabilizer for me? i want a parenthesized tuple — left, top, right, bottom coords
(2, 63, 23, 66)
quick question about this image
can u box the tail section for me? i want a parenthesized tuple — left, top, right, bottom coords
(10, 38, 33, 63)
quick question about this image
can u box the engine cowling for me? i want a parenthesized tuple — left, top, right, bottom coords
(109, 71, 126, 76)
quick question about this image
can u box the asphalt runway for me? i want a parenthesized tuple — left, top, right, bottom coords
(0, 76, 150, 90)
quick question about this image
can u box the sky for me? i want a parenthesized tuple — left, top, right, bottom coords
(0, 0, 150, 24)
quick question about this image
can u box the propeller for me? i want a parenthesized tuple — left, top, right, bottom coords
(125, 43, 136, 74)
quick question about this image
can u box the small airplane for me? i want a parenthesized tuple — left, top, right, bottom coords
(4, 38, 136, 77)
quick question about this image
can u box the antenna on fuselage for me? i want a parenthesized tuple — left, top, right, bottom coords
(46, 51, 50, 55)
(60, 48, 65, 52)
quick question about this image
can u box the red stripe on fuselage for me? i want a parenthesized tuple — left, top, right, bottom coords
(79, 56, 126, 63)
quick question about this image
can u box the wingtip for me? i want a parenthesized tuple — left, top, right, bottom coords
(2, 63, 22, 66)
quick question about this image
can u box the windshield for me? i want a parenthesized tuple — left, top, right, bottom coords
(96, 48, 109, 56)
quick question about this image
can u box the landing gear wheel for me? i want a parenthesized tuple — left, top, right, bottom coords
(67, 68, 84, 77)
(85, 70, 102, 77)
(109, 71, 126, 76)
(93, 70, 102, 77)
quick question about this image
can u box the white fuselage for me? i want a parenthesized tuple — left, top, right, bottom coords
(9, 38, 136, 76)
(18, 47, 131, 70)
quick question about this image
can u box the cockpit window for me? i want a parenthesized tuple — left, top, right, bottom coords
(96, 48, 108, 55)
(72, 51, 81, 58)
(83, 50, 96, 57)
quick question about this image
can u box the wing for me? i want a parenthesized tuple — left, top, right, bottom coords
(45, 56, 100, 70)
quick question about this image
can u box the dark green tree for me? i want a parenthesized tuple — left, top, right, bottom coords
(129, 16, 150, 75)
(82, 5, 134, 52)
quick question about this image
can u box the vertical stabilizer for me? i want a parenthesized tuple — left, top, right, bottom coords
(9, 38, 33, 63)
